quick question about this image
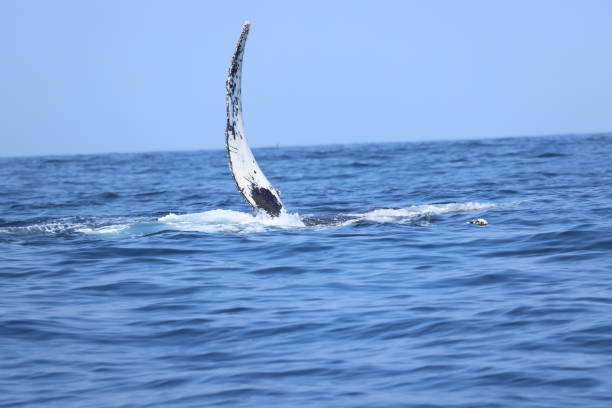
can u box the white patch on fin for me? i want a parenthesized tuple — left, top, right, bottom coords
(225, 22, 284, 217)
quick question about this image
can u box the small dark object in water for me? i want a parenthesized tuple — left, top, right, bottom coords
(468, 218, 489, 226)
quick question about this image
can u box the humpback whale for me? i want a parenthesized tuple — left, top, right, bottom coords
(225, 23, 355, 226)
(224, 23, 387, 226)
(225, 22, 284, 217)
(224, 22, 490, 227)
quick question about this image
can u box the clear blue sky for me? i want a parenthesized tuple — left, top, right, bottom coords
(1, 0, 611, 157)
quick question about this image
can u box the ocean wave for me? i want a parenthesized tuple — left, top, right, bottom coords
(4, 136, 611, 408)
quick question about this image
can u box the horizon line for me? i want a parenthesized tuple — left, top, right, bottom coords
(1, 130, 610, 160)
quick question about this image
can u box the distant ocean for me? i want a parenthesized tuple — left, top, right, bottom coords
(1, 134, 611, 407)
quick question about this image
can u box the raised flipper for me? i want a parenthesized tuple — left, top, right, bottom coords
(225, 22, 284, 217)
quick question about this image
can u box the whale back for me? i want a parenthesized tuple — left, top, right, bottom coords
(225, 22, 283, 217)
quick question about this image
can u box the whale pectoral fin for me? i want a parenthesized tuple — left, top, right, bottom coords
(225, 22, 285, 217)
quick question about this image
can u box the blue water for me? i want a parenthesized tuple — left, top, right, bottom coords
(1, 134, 611, 407)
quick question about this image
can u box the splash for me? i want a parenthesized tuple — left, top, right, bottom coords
(0, 202, 497, 238)
(355, 202, 495, 224)
(157, 209, 305, 234)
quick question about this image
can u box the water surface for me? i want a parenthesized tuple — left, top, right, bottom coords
(1, 134, 612, 407)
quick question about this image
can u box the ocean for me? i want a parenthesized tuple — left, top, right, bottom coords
(1, 134, 611, 407)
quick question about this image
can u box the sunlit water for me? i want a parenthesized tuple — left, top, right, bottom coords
(1, 134, 611, 407)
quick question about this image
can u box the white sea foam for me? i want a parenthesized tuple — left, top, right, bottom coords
(354, 202, 495, 224)
(1, 202, 497, 238)
(157, 209, 305, 234)
(0, 217, 143, 237)
(0, 221, 80, 235)
(76, 224, 131, 235)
